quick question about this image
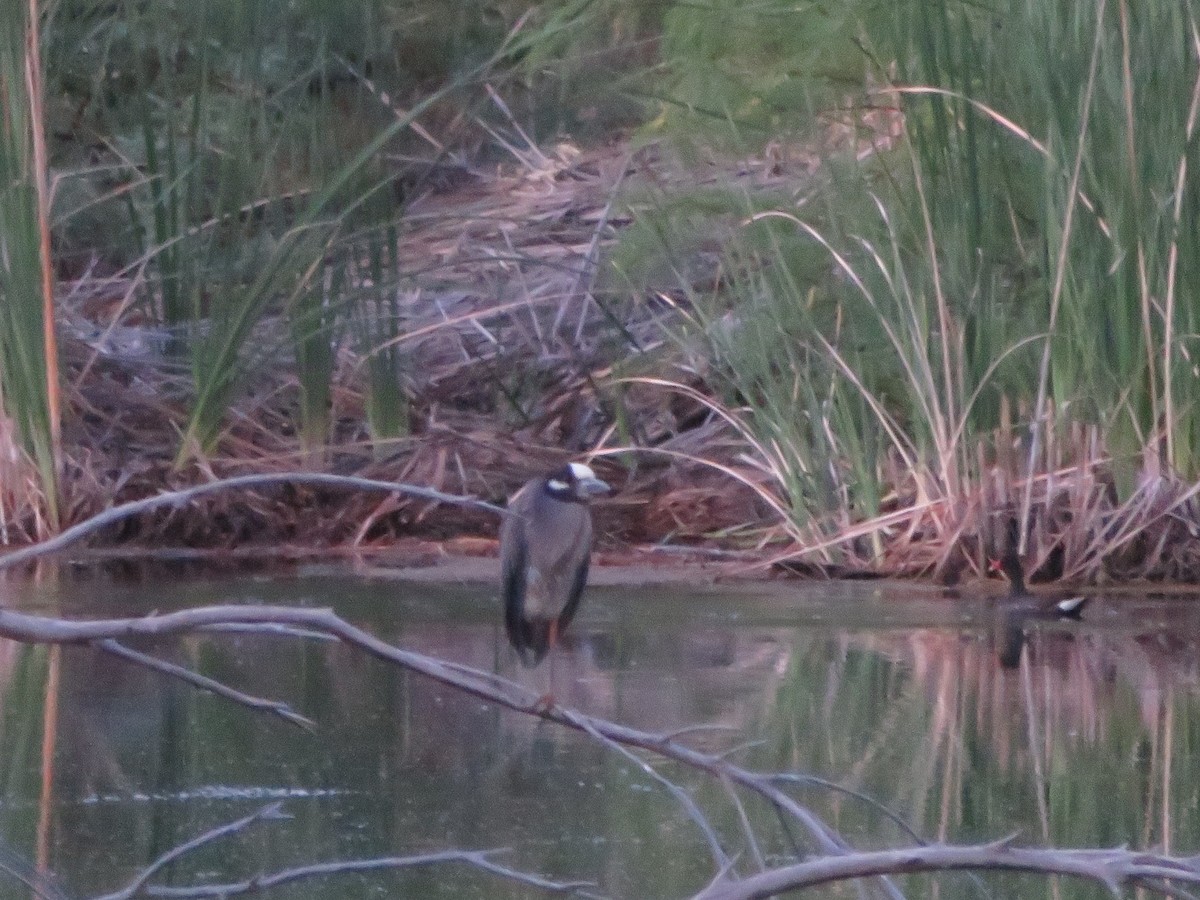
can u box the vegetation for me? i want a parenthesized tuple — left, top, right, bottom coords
(0, 0, 59, 533)
(0, 0, 1196, 580)
(637, 0, 1200, 580)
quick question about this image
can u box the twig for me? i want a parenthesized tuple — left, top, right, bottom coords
(660, 723, 742, 742)
(770, 774, 925, 845)
(91, 803, 594, 899)
(0, 473, 508, 570)
(0, 839, 70, 900)
(94, 639, 316, 731)
(1137, 878, 1200, 900)
(94, 802, 288, 900)
(198, 623, 337, 642)
(719, 773, 767, 873)
(128, 849, 594, 898)
(568, 709, 733, 874)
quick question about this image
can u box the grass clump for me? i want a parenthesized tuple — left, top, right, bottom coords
(640, 0, 1200, 578)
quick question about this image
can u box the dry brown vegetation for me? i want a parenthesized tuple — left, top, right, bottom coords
(23, 140, 792, 559)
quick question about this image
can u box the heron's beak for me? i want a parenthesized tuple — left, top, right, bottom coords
(578, 477, 611, 498)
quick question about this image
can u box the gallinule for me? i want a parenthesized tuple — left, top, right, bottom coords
(989, 552, 1088, 619)
(988, 540, 1088, 668)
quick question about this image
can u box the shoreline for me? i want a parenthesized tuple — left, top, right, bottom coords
(9, 536, 1200, 595)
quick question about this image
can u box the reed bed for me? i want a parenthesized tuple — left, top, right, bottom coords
(651, 0, 1200, 581)
(0, 0, 1198, 582)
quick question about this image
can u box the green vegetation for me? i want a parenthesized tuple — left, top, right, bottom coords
(629, 0, 1200, 576)
(0, 0, 1196, 576)
(44, 0, 521, 458)
(0, 0, 59, 531)
(891, 0, 1200, 485)
(0, 1, 648, 535)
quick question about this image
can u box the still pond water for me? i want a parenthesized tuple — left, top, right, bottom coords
(1, 565, 1199, 898)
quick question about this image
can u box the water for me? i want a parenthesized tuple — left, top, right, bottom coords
(0, 565, 1198, 898)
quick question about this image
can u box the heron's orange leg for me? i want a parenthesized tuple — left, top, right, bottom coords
(535, 620, 562, 711)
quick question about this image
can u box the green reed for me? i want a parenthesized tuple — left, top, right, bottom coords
(0, 0, 60, 529)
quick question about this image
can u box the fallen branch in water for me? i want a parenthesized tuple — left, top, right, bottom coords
(0, 473, 508, 571)
(0, 602, 893, 893)
(0, 604, 852, 854)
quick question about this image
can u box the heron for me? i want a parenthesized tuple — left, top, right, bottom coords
(500, 462, 611, 666)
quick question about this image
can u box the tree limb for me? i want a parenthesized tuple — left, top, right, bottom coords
(94, 802, 289, 900)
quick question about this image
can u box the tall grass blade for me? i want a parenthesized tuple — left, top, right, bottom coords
(0, 0, 60, 530)
(357, 222, 408, 449)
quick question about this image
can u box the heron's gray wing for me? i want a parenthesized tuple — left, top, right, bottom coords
(500, 495, 530, 654)
(555, 513, 593, 632)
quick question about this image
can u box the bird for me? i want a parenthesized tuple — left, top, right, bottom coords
(988, 552, 1088, 619)
(989, 551, 1089, 669)
(500, 462, 611, 666)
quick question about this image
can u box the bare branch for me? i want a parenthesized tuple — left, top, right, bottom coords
(692, 844, 1200, 900)
(90, 804, 593, 900)
(719, 773, 766, 873)
(0, 473, 508, 570)
(1138, 878, 1200, 900)
(770, 774, 925, 844)
(7, 604, 1184, 900)
(0, 603, 898, 895)
(0, 840, 70, 900)
(660, 724, 742, 742)
(94, 802, 289, 900)
(198, 623, 337, 642)
(95, 638, 317, 731)
(129, 850, 594, 898)
(569, 709, 733, 874)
